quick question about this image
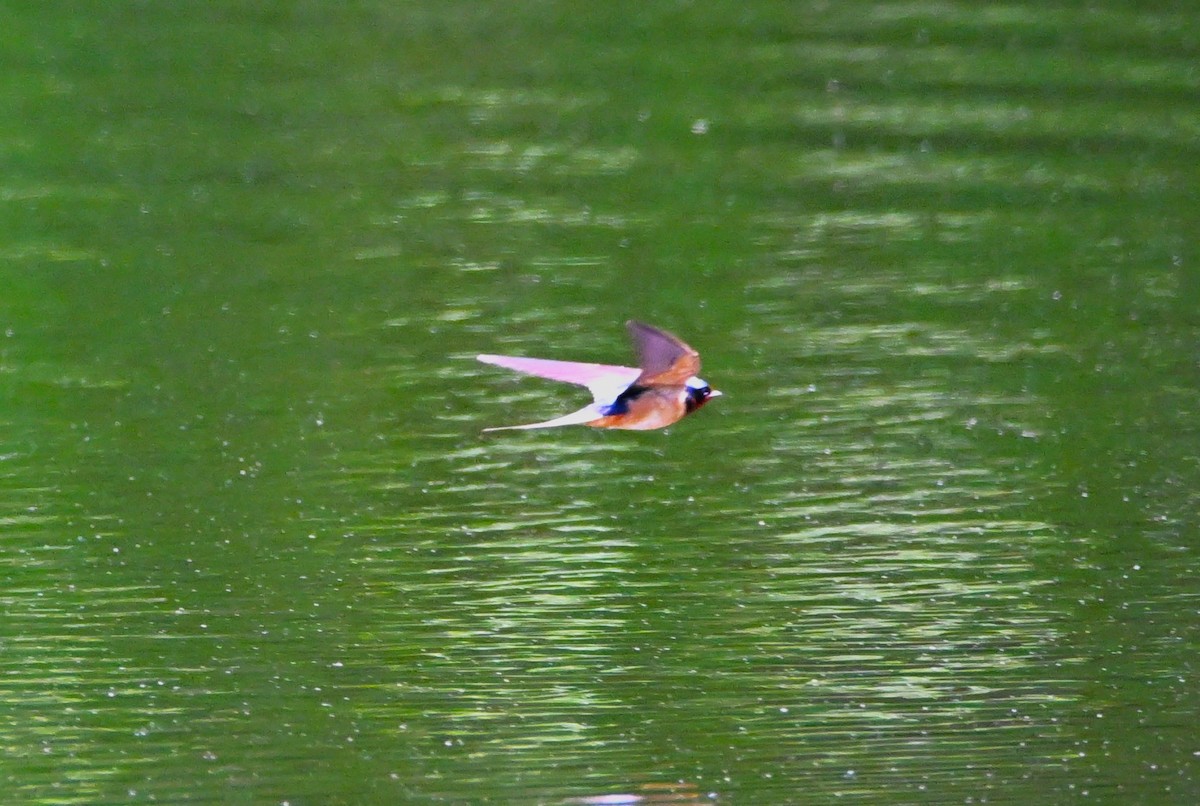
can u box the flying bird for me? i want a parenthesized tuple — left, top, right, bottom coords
(477, 320, 721, 432)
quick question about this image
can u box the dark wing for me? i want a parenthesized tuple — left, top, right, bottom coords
(626, 321, 700, 385)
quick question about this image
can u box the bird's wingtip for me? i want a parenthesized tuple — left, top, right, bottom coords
(477, 353, 509, 367)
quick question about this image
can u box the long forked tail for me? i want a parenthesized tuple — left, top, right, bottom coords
(482, 405, 603, 432)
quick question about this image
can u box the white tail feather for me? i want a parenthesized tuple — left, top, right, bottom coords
(481, 404, 604, 432)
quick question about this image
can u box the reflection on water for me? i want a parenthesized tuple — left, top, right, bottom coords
(321, 297, 1077, 801)
(567, 780, 710, 804)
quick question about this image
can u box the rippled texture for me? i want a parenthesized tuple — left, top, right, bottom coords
(3, 1, 1198, 803)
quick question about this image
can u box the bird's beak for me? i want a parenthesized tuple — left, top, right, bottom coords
(710, 389, 723, 398)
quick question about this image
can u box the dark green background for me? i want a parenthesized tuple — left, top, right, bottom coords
(3, 1, 1197, 803)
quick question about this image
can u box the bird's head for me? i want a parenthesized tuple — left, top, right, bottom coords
(684, 378, 721, 413)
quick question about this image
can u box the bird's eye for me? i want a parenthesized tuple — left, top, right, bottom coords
(685, 386, 710, 412)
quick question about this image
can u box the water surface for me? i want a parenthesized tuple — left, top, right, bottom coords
(3, 1, 1198, 803)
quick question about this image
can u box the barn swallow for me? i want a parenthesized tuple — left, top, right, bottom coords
(477, 320, 721, 432)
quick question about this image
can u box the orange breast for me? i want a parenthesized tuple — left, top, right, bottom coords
(587, 387, 688, 430)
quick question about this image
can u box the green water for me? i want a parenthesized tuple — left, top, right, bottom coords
(3, 2, 1198, 803)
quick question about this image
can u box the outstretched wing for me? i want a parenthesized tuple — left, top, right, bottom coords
(476, 354, 641, 404)
(626, 321, 700, 385)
